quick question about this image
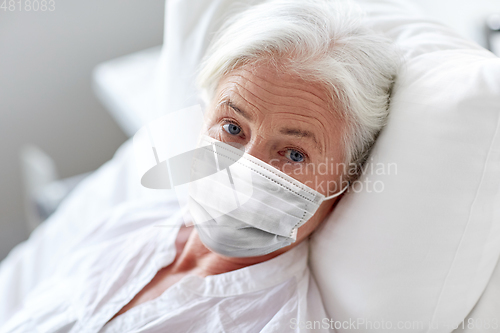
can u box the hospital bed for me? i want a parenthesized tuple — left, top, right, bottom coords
(2, 0, 500, 332)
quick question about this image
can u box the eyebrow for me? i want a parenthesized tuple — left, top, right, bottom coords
(279, 127, 318, 146)
(221, 100, 254, 121)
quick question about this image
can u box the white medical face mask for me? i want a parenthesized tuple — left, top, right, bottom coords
(188, 136, 348, 258)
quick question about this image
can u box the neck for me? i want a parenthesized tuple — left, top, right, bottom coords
(170, 227, 290, 277)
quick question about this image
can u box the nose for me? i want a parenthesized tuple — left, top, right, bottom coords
(243, 136, 270, 164)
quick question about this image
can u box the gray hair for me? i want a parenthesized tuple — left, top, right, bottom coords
(197, 0, 399, 182)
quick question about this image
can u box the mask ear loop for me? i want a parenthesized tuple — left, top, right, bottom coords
(324, 182, 350, 201)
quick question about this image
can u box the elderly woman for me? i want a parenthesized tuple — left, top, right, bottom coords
(0, 0, 398, 332)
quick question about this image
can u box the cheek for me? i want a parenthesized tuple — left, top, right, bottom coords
(296, 199, 335, 241)
(294, 159, 344, 194)
(276, 163, 316, 185)
(276, 162, 338, 192)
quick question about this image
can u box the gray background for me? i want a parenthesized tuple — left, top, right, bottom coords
(0, 0, 164, 260)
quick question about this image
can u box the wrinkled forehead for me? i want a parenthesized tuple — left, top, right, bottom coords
(211, 62, 338, 120)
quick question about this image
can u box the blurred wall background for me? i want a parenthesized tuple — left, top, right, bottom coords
(413, 0, 500, 48)
(0, 0, 164, 260)
(0, 0, 499, 262)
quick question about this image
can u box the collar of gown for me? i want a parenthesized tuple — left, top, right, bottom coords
(153, 206, 310, 297)
(177, 240, 309, 297)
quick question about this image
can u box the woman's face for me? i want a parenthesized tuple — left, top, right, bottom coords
(204, 61, 346, 249)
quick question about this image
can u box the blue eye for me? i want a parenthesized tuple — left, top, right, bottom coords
(285, 149, 304, 163)
(223, 123, 241, 135)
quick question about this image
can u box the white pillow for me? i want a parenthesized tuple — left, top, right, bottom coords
(309, 0, 500, 330)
